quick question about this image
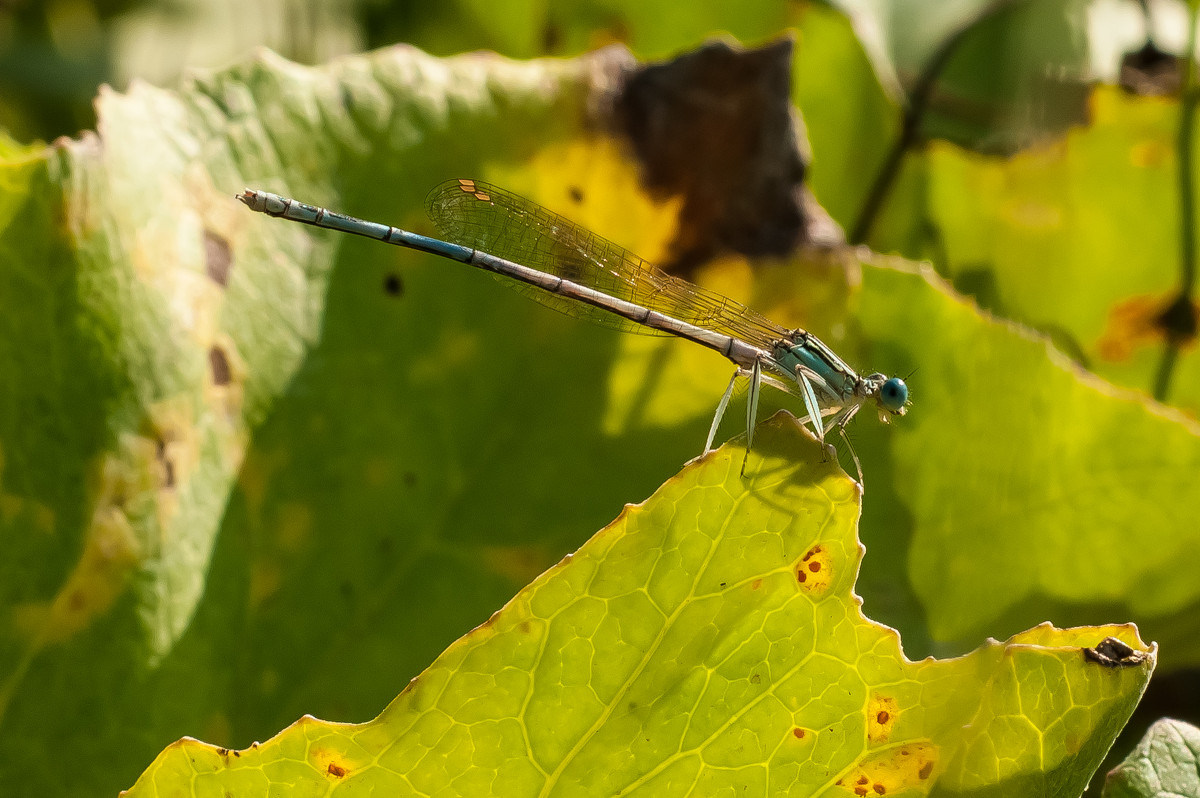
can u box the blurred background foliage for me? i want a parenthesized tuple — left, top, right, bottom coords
(0, 0, 1186, 144)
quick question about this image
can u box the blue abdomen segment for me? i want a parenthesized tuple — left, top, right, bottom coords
(386, 229, 473, 263)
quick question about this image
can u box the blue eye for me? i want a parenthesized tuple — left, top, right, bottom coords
(880, 378, 908, 412)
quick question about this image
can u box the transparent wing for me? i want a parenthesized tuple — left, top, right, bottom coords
(425, 179, 792, 346)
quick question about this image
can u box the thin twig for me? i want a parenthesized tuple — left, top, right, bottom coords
(1153, 3, 1199, 402)
(849, 0, 1029, 245)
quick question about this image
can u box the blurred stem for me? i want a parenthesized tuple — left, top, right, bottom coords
(1136, 0, 1156, 47)
(1153, 2, 1200, 402)
(849, 0, 1028, 245)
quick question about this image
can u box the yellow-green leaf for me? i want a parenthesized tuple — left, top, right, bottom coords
(125, 416, 1153, 797)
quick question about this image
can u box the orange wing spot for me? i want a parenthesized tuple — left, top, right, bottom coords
(327, 763, 347, 778)
(457, 179, 475, 191)
(474, 191, 491, 202)
(796, 545, 833, 594)
(868, 694, 899, 743)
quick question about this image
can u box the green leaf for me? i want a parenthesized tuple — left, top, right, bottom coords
(909, 86, 1200, 414)
(1103, 718, 1200, 798)
(854, 258, 1200, 662)
(0, 33, 1184, 797)
(124, 415, 1153, 797)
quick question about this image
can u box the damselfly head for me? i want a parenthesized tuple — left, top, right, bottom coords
(872, 375, 908, 415)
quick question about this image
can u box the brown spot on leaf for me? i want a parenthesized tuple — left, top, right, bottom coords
(839, 742, 939, 795)
(796, 544, 832, 593)
(209, 347, 231, 386)
(156, 438, 176, 488)
(383, 273, 403, 297)
(1120, 42, 1182, 96)
(1098, 292, 1198, 361)
(204, 230, 232, 287)
(568, 186, 585, 204)
(792, 728, 804, 738)
(1084, 636, 1150, 667)
(867, 694, 898, 744)
(327, 763, 346, 778)
(613, 37, 835, 276)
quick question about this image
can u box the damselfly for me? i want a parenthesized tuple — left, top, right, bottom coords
(238, 179, 908, 479)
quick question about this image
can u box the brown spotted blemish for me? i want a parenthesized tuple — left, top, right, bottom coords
(868, 694, 898, 743)
(204, 230, 233, 287)
(383, 273, 403, 297)
(209, 346, 231, 386)
(156, 438, 176, 488)
(327, 763, 346, 778)
(796, 544, 833, 592)
(837, 741, 938, 795)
